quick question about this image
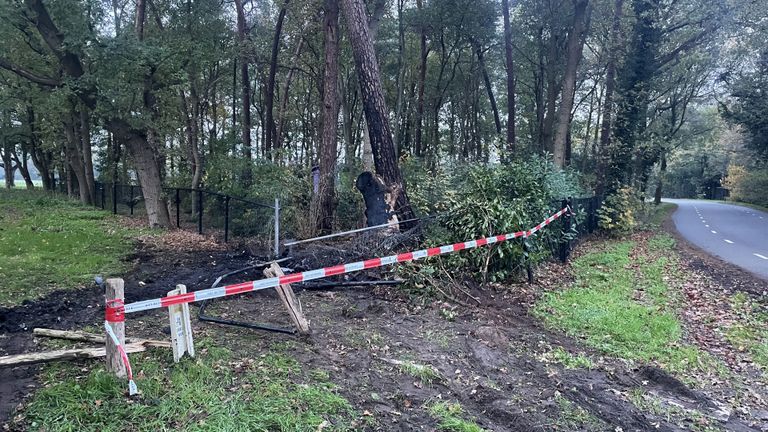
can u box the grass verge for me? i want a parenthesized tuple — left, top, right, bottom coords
(18, 341, 357, 431)
(0, 189, 143, 306)
(534, 235, 715, 375)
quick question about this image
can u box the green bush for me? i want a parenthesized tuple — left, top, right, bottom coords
(723, 164, 768, 207)
(408, 157, 586, 283)
(597, 186, 640, 234)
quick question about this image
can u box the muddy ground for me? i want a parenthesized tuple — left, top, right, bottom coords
(1, 223, 767, 431)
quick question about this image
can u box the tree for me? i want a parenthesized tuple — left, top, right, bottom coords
(501, 0, 516, 155)
(339, 0, 415, 223)
(316, 0, 340, 233)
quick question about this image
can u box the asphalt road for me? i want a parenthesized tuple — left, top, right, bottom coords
(665, 199, 768, 280)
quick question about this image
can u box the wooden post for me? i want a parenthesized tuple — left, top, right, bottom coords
(105, 278, 126, 378)
(264, 263, 310, 334)
(167, 284, 195, 362)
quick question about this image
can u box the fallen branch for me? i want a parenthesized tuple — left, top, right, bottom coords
(0, 343, 148, 368)
(32, 328, 171, 348)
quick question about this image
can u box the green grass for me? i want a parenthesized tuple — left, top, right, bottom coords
(0, 189, 143, 306)
(534, 238, 711, 374)
(428, 401, 485, 432)
(544, 346, 594, 369)
(638, 202, 677, 228)
(22, 342, 357, 431)
(398, 360, 441, 384)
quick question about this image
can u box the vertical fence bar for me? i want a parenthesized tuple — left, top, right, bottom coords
(523, 237, 533, 284)
(197, 190, 204, 235)
(274, 198, 280, 257)
(112, 182, 117, 214)
(175, 188, 181, 228)
(560, 198, 572, 263)
(224, 196, 230, 243)
(100, 183, 105, 210)
(129, 185, 134, 216)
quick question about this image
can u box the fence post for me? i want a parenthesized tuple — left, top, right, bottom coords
(559, 198, 572, 263)
(100, 183, 105, 210)
(522, 236, 534, 284)
(224, 196, 230, 243)
(112, 182, 117, 214)
(197, 190, 204, 235)
(274, 198, 280, 257)
(129, 185, 135, 216)
(175, 188, 181, 228)
(105, 278, 126, 378)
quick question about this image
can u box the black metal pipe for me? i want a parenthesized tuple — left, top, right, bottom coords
(129, 185, 134, 215)
(112, 182, 117, 214)
(100, 183, 105, 209)
(175, 188, 180, 228)
(197, 190, 203, 234)
(224, 196, 230, 242)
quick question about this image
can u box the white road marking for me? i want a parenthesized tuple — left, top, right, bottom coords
(705, 225, 709, 228)
(702, 220, 707, 223)
(711, 230, 717, 234)
(724, 239, 734, 244)
(754, 253, 768, 260)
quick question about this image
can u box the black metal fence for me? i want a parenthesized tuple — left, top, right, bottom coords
(94, 181, 280, 254)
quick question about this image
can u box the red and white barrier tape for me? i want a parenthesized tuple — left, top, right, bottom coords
(119, 207, 570, 315)
(104, 298, 137, 395)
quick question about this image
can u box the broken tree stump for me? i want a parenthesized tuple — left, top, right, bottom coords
(264, 263, 310, 334)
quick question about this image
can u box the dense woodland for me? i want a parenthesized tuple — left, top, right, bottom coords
(0, 0, 767, 234)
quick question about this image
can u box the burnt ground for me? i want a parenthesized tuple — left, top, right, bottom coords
(1, 223, 767, 431)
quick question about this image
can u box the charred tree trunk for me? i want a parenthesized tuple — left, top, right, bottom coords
(316, 0, 340, 234)
(552, 0, 589, 168)
(501, 0, 516, 155)
(340, 0, 415, 225)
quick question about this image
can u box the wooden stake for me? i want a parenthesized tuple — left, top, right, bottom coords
(167, 284, 195, 362)
(264, 262, 310, 334)
(105, 278, 126, 378)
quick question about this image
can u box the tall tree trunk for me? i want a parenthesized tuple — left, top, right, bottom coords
(501, 0, 516, 155)
(654, 152, 666, 205)
(414, 0, 427, 158)
(473, 41, 501, 135)
(276, 36, 305, 150)
(265, 1, 289, 160)
(234, 0, 252, 182)
(339, 0, 415, 224)
(79, 109, 96, 202)
(394, 0, 406, 152)
(596, 0, 623, 195)
(62, 112, 91, 204)
(316, 0, 340, 234)
(552, 0, 589, 168)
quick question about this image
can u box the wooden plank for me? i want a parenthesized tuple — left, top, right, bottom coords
(33, 328, 171, 348)
(105, 278, 126, 378)
(264, 262, 310, 334)
(0, 343, 147, 368)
